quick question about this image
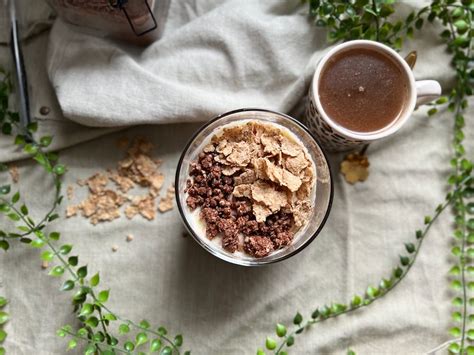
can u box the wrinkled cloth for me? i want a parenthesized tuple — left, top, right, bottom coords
(0, 1, 473, 355)
(47, 0, 455, 127)
(1, 110, 473, 355)
(0, 0, 53, 44)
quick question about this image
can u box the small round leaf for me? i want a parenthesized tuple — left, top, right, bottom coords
(61, 280, 75, 292)
(451, 280, 462, 290)
(293, 312, 303, 325)
(41, 251, 54, 261)
(77, 265, 88, 278)
(59, 244, 72, 255)
(49, 266, 64, 277)
(400, 256, 410, 266)
(265, 337, 276, 350)
(0, 329, 6, 342)
(119, 323, 130, 334)
(40, 136, 53, 147)
(67, 339, 77, 350)
(0, 241, 9, 251)
(124, 341, 135, 351)
(86, 316, 99, 328)
(448, 342, 460, 353)
(79, 303, 93, 317)
(53, 164, 66, 175)
(68, 256, 78, 266)
(136, 332, 148, 347)
(97, 290, 110, 303)
(276, 323, 286, 337)
(174, 334, 183, 347)
(405, 243, 415, 254)
(0, 312, 9, 325)
(450, 327, 461, 337)
(139, 319, 150, 329)
(452, 297, 463, 307)
(351, 295, 362, 307)
(151, 339, 162, 352)
(0, 186, 11, 195)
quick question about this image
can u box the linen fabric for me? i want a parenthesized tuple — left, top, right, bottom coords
(0, 1, 472, 354)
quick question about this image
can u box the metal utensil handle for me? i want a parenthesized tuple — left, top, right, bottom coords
(9, 0, 32, 131)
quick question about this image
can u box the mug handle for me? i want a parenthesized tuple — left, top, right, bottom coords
(415, 80, 442, 106)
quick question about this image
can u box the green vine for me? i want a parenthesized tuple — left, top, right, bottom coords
(442, 0, 474, 352)
(0, 70, 189, 354)
(259, 0, 473, 354)
(0, 295, 7, 355)
(307, 0, 429, 49)
(259, 189, 462, 355)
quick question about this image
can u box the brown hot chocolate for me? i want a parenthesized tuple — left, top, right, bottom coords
(318, 47, 408, 133)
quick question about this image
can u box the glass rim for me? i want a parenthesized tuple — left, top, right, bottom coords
(174, 108, 334, 267)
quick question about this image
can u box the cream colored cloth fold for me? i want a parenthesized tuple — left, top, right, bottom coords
(46, 0, 455, 127)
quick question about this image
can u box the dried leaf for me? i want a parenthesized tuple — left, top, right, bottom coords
(340, 152, 370, 184)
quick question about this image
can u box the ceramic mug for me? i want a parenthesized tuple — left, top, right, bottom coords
(304, 40, 442, 152)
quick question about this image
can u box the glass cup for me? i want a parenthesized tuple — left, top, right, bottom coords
(175, 108, 334, 267)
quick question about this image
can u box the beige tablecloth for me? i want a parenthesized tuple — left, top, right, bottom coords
(0, 1, 473, 354)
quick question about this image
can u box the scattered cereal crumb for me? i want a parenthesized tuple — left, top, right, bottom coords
(109, 173, 135, 193)
(112, 245, 119, 252)
(41, 261, 49, 269)
(149, 174, 164, 196)
(9, 164, 19, 183)
(67, 137, 168, 224)
(81, 190, 125, 225)
(66, 205, 78, 218)
(125, 205, 138, 219)
(86, 173, 109, 194)
(77, 179, 87, 186)
(158, 185, 175, 213)
(130, 195, 156, 220)
(67, 185, 74, 200)
(126, 234, 134, 242)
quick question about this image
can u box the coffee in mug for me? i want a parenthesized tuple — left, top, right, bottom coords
(305, 40, 442, 152)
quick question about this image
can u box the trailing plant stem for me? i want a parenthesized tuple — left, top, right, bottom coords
(62, 329, 128, 354)
(272, 185, 465, 355)
(458, 193, 468, 351)
(0, 154, 180, 354)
